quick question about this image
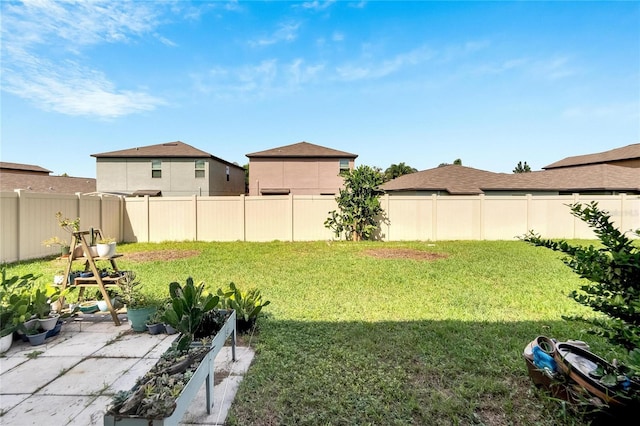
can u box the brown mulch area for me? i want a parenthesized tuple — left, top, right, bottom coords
(362, 248, 448, 261)
(124, 250, 201, 262)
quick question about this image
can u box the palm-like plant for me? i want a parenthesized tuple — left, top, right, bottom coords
(383, 162, 417, 181)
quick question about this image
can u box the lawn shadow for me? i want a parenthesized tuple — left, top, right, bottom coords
(231, 318, 634, 426)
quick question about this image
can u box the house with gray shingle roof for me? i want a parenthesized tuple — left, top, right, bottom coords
(92, 141, 245, 197)
(246, 141, 357, 196)
(382, 143, 640, 196)
(0, 162, 96, 194)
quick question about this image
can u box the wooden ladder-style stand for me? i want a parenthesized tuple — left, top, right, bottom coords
(59, 230, 123, 326)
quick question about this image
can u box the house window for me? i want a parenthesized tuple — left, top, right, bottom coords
(195, 160, 205, 178)
(226, 166, 230, 182)
(151, 160, 162, 178)
(339, 159, 350, 173)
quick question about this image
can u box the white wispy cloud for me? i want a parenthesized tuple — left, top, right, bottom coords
(335, 45, 435, 81)
(529, 56, 577, 80)
(193, 58, 326, 99)
(250, 22, 302, 47)
(1, 0, 170, 118)
(301, 0, 337, 11)
(3, 52, 165, 117)
(195, 42, 440, 97)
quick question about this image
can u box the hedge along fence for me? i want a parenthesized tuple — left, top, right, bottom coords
(2, 191, 639, 263)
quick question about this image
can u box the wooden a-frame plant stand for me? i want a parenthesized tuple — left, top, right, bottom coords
(59, 229, 123, 326)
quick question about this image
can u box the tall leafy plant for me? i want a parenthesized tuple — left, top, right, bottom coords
(217, 282, 270, 323)
(325, 165, 385, 241)
(522, 201, 640, 350)
(161, 278, 219, 352)
(0, 267, 35, 337)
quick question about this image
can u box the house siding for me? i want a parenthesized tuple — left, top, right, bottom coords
(248, 157, 354, 196)
(96, 158, 244, 196)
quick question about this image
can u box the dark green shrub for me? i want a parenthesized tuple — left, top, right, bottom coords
(325, 165, 385, 241)
(522, 201, 640, 350)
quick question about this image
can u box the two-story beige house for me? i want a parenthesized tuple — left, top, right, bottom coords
(92, 141, 245, 196)
(246, 141, 358, 196)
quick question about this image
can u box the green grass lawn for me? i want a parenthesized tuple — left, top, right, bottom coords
(5, 240, 623, 425)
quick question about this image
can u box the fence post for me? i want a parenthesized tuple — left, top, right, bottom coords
(289, 193, 294, 242)
(432, 194, 438, 241)
(192, 195, 198, 241)
(479, 194, 485, 240)
(240, 194, 246, 242)
(144, 195, 150, 243)
(620, 193, 626, 232)
(14, 189, 23, 261)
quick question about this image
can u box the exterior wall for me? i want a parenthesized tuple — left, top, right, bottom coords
(248, 157, 353, 196)
(3, 192, 639, 263)
(208, 160, 246, 195)
(96, 158, 244, 196)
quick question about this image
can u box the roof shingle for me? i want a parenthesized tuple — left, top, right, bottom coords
(92, 141, 212, 158)
(381, 164, 640, 194)
(543, 143, 640, 169)
(246, 141, 357, 158)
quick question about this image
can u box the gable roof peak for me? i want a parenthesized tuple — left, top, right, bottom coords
(92, 141, 211, 158)
(246, 141, 357, 158)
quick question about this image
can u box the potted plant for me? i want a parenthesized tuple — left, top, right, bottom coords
(30, 282, 62, 331)
(42, 236, 71, 257)
(25, 325, 48, 346)
(217, 282, 270, 333)
(146, 307, 166, 335)
(0, 267, 35, 353)
(93, 288, 121, 312)
(118, 272, 155, 332)
(48, 211, 81, 256)
(96, 236, 117, 257)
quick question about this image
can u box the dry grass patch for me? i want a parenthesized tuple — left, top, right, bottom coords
(362, 248, 448, 261)
(125, 249, 201, 262)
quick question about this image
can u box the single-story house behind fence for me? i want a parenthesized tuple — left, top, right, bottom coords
(0, 162, 96, 194)
(382, 143, 640, 196)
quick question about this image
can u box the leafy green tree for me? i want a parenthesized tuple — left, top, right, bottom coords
(384, 162, 417, 182)
(243, 163, 249, 193)
(325, 165, 385, 241)
(438, 158, 462, 167)
(522, 202, 640, 351)
(513, 161, 531, 173)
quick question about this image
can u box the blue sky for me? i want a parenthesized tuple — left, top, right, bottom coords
(1, 0, 638, 178)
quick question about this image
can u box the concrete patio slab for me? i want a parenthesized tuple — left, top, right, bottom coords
(0, 355, 84, 394)
(0, 317, 255, 426)
(108, 357, 158, 393)
(0, 394, 95, 425)
(37, 357, 140, 396)
(92, 332, 169, 358)
(70, 395, 113, 426)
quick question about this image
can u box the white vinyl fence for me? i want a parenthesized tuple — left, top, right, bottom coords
(2, 191, 638, 263)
